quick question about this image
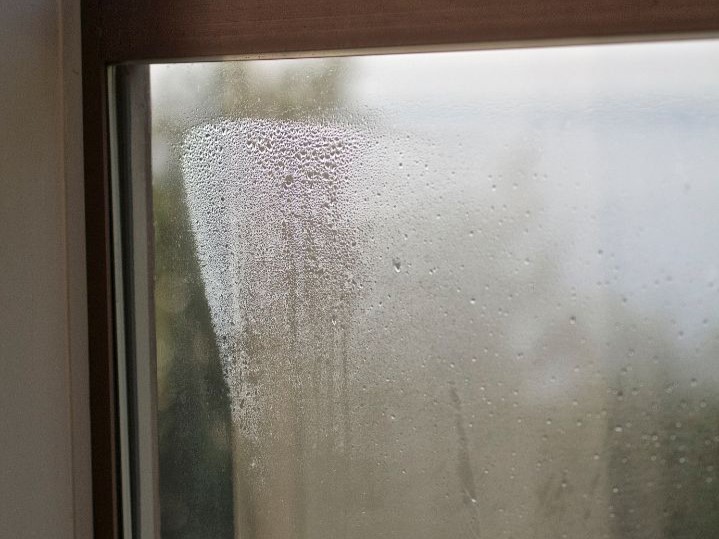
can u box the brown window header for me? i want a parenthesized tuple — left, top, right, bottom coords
(89, 0, 719, 63)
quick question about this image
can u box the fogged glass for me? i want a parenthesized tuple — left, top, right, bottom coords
(151, 41, 719, 538)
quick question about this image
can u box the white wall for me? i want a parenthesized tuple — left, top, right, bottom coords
(0, 0, 92, 537)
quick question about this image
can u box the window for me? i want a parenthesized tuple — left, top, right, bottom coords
(82, 2, 719, 538)
(148, 41, 719, 538)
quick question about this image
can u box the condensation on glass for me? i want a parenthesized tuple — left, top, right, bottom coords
(150, 40, 719, 538)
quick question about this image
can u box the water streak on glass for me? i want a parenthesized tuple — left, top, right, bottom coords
(151, 41, 719, 538)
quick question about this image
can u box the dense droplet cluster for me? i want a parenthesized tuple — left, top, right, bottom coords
(183, 118, 379, 438)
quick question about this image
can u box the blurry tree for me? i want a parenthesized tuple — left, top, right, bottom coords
(152, 59, 351, 538)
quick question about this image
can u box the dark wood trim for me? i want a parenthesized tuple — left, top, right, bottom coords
(81, 0, 719, 537)
(82, 0, 118, 537)
(97, 0, 719, 63)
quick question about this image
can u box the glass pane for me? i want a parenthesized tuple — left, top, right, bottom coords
(150, 40, 719, 538)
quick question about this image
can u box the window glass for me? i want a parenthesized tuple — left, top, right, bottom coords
(151, 40, 719, 538)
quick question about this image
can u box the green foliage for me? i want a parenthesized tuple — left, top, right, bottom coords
(154, 173, 234, 538)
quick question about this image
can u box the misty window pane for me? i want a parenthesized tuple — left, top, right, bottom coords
(151, 40, 719, 538)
